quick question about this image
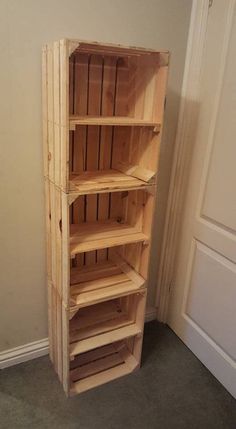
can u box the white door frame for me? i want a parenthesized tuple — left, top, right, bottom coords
(156, 0, 211, 322)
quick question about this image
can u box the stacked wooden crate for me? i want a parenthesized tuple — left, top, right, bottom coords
(42, 39, 169, 396)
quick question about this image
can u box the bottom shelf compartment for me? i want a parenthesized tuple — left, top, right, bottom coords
(70, 339, 139, 395)
(69, 291, 146, 357)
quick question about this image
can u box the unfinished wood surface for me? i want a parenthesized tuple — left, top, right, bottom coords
(43, 38, 169, 396)
(42, 46, 48, 178)
(70, 258, 145, 308)
(70, 323, 141, 357)
(69, 116, 161, 130)
(69, 340, 138, 395)
(70, 220, 148, 255)
(69, 169, 151, 195)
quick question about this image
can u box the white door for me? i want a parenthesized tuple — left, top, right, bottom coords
(167, 0, 236, 398)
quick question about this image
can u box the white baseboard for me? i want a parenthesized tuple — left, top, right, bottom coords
(0, 338, 49, 369)
(0, 308, 157, 370)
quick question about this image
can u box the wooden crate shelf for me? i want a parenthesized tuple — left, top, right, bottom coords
(69, 169, 154, 195)
(69, 115, 161, 130)
(43, 38, 169, 396)
(70, 256, 145, 308)
(70, 220, 149, 255)
(70, 341, 138, 395)
(70, 324, 141, 357)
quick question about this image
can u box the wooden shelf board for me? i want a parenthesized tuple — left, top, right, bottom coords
(69, 116, 161, 130)
(70, 220, 148, 255)
(69, 169, 152, 195)
(70, 341, 138, 395)
(70, 323, 141, 357)
(70, 257, 145, 308)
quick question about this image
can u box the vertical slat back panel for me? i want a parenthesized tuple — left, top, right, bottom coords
(109, 192, 124, 221)
(111, 126, 131, 169)
(86, 55, 103, 265)
(142, 56, 159, 120)
(97, 56, 117, 261)
(73, 54, 89, 266)
(152, 56, 169, 122)
(115, 58, 129, 116)
(125, 190, 143, 231)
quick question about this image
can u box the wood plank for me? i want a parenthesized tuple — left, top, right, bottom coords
(69, 341, 138, 395)
(109, 252, 145, 287)
(70, 352, 123, 382)
(70, 314, 133, 344)
(47, 44, 54, 182)
(60, 39, 69, 191)
(70, 40, 167, 56)
(71, 281, 143, 308)
(114, 162, 155, 183)
(53, 41, 61, 186)
(86, 55, 103, 265)
(69, 169, 149, 195)
(42, 46, 48, 178)
(70, 360, 135, 395)
(69, 255, 145, 307)
(72, 54, 88, 266)
(70, 342, 119, 369)
(69, 116, 161, 130)
(70, 323, 141, 357)
(70, 299, 125, 331)
(70, 220, 148, 255)
(70, 260, 119, 283)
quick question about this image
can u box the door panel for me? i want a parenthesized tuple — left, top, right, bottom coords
(202, 13, 236, 231)
(167, 0, 236, 397)
(185, 241, 236, 360)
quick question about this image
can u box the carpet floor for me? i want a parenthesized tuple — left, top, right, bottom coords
(0, 321, 235, 429)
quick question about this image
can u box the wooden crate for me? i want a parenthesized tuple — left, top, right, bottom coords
(43, 39, 169, 396)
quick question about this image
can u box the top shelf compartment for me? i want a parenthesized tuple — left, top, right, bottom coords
(69, 42, 169, 125)
(43, 40, 169, 192)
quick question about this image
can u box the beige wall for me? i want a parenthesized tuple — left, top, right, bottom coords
(0, 0, 192, 351)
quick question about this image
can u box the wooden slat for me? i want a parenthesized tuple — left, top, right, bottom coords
(70, 260, 119, 283)
(70, 342, 119, 369)
(69, 116, 161, 130)
(42, 46, 48, 178)
(114, 162, 155, 183)
(70, 360, 135, 395)
(69, 341, 138, 395)
(70, 299, 125, 330)
(70, 256, 145, 308)
(47, 44, 54, 182)
(70, 351, 123, 382)
(60, 39, 69, 191)
(70, 314, 133, 344)
(70, 40, 167, 56)
(70, 220, 148, 255)
(70, 323, 141, 357)
(53, 41, 61, 186)
(69, 169, 149, 195)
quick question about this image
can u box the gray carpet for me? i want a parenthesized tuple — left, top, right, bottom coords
(0, 321, 235, 429)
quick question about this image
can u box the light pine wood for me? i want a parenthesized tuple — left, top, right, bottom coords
(43, 38, 168, 396)
(69, 115, 161, 130)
